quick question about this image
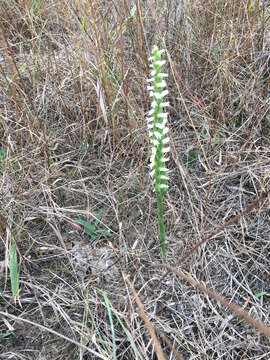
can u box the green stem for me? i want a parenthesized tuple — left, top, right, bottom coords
(157, 191, 166, 257)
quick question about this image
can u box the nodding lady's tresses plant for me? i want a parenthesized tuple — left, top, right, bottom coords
(147, 46, 170, 257)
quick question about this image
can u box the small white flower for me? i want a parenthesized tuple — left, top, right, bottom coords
(162, 147, 170, 153)
(160, 175, 169, 180)
(157, 49, 166, 54)
(157, 113, 168, 119)
(158, 184, 168, 189)
(146, 115, 154, 122)
(153, 131, 162, 139)
(152, 90, 169, 99)
(160, 102, 170, 107)
(154, 60, 166, 67)
(162, 137, 170, 144)
(162, 127, 169, 135)
(157, 80, 167, 88)
(155, 123, 165, 130)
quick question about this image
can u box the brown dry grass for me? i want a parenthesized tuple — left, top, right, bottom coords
(0, 0, 270, 359)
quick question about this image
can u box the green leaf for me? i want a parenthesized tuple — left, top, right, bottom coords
(95, 230, 113, 237)
(94, 209, 103, 227)
(0, 148, 7, 159)
(0, 332, 11, 339)
(9, 239, 19, 297)
(74, 214, 112, 241)
(74, 218, 96, 233)
(255, 291, 267, 298)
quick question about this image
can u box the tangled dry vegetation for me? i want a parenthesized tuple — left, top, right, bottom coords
(0, 0, 270, 359)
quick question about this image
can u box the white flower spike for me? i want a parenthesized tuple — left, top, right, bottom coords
(146, 45, 170, 257)
(147, 45, 170, 195)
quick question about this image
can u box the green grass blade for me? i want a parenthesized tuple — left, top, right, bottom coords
(88, 305, 111, 355)
(102, 292, 117, 360)
(9, 239, 19, 297)
(100, 292, 143, 360)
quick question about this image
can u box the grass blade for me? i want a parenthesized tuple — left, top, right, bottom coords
(9, 238, 20, 297)
(102, 292, 117, 360)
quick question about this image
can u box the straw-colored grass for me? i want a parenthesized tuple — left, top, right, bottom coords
(0, 0, 270, 359)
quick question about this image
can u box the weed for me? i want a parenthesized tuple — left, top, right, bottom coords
(75, 210, 113, 244)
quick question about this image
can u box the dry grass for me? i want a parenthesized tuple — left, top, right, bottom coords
(0, 0, 270, 359)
